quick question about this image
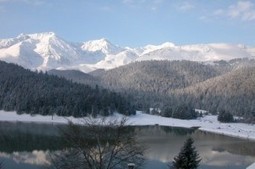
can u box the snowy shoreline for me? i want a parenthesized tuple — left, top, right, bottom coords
(1, 111, 255, 141)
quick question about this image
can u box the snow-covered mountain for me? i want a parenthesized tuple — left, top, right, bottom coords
(0, 32, 254, 72)
(0, 32, 84, 71)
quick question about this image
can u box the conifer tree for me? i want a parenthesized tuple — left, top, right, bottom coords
(171, 137, 201, 169)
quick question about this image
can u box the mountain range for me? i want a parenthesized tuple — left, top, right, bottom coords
(48, 59, 255, 117)
(1, 32, 255, 118)
(0, 32, 254, 72)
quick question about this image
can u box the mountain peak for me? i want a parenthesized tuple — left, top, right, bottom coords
(96, 38, 110, 43)
(161, 42, 175, 48)
(28, 32, 57, 39)
(0, 32, 254, 73)
(81, 38, 123, 54)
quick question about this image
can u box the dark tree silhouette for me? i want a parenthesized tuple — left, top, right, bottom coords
(218, 110, 234, 123)
(171, 137, 201, 169)
(51, 118, 145, 169)
(0, 61, 135, 117)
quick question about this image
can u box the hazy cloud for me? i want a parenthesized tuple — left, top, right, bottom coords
(214, 1, 255, 21)
(178, 2, 195, 11)
(228, 1, 255, 21)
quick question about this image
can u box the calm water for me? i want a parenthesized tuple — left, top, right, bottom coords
(0, 122, 255, 169)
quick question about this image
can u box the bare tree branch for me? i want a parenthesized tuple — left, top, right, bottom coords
(51, 117, 145, 169)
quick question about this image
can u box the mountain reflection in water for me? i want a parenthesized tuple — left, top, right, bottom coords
(0, 122, 255, 169)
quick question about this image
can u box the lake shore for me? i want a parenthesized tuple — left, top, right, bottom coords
(0, 110, 255, 141)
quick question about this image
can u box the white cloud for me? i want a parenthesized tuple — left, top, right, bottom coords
(214, 1, 255, 21)
(178, 2, 195, 11)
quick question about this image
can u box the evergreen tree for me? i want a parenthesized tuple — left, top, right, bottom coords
(171, 137, 201, 169)
(0, 61, 136, 117)
(217, 110, 234, 123)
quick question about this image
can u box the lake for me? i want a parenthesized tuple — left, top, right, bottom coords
(0, 122, 255, 169)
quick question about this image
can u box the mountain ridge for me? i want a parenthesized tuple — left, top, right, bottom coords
(49, 59, 255, 116)
(0, 32, 254, 73)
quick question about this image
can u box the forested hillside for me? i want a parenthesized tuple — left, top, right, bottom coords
(0, 61, 135, 117)
(94, 60, 221, 92)
(48, 69, 99, 87)
(49, 59, 255, 118)
(173, 66, 255, 117)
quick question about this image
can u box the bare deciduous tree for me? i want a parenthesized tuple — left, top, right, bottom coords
(50, 118, 145, 169)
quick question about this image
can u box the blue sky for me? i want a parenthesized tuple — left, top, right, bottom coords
(0, 0, 254, 47)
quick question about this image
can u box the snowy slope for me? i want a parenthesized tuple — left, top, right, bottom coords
(0, 32, 254, 72)
(0, 32, 85, 71)
(137, 43, 253, 62)
(81, 38, 124, 55)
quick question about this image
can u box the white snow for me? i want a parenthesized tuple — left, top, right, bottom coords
(81, 38, 124, 55)
(1, 111, 255, 141)
(0, 32, 254, 73)
(247, 162, 255, 169)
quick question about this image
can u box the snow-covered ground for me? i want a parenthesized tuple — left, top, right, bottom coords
(247, 162, 255, 169)
(1, 111, 255, 141)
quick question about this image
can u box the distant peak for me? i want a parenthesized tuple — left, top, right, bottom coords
(35, 32, 56, 36)
(86, 38, 112, 45)
(31, 32, 56, 37)
(18, 32, 55, 37)
(161, 42, 175, 48)
(16, 32, 57, 41)
(143, 42, 176, 54)
(17, 33, 30, 40)
(98, 38, 109, 42)
(81, 38, 123, 54)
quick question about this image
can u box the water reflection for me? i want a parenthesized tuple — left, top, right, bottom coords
(0, 123, 65, 153)
(0, 150, 50, 165)
(135, 126, 255, 168)
(0, 122, 255, 169)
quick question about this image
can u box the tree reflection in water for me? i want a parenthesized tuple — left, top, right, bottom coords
(0, 122, 255, 169)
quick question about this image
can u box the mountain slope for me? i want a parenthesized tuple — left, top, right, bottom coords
(137, 43, 252, 62)
(0, 32, 82, 70)
(0, 61, 135, 117)
(174, 66, 255, 116)
(0, 32, 254, 72)
(51, 59, 255, 116)
(48, 69, 100, 87)
(93, 60, 222, 93)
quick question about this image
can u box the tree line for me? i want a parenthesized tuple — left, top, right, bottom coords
(91, 59, 255, 119)
(0, 61, 135, 117)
